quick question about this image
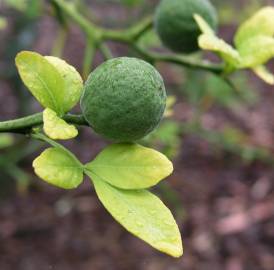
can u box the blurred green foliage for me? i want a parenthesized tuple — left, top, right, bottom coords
(118, 0, 144, 7)
(182, 70, 258, 109)
(0, 16, 7, 30)
(0, 139, 43, 197)
(143, 120, 182, 159)
(214, 0, 264, 24)
(2, 0, 42, 18)
(0, 0, 44, 196)
(0, 134, 14, 149)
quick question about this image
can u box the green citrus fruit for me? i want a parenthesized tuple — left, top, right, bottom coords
(154, 0, 218, 53)
(80, 57, 166, 142)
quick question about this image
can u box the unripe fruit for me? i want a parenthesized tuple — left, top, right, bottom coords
(80, 57, 166, 142)
(154, 0, 218, 53)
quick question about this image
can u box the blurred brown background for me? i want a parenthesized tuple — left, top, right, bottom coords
(0, 0, 274, 269)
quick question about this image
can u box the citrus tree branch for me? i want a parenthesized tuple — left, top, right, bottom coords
(100, 16, 153, 42)
(82, 39, 97, 79)
(51, 0, 100, 40)
(51, 0, 224, 74)
(130, 43, 223, 72)
(98, 43, 113, 60)
(0, 113, 88, 134)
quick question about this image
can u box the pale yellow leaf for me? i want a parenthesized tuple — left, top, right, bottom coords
(43, 108, 78, 140)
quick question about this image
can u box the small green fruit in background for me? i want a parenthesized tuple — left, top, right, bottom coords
(154, 0, 218, 53)
(80, 57, 166, 142)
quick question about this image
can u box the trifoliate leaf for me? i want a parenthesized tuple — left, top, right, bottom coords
(237, 35, 274, 68)
(198, 34, 241, 67)
(194, 14, 215, 35)
(85, 143, 173, 190)
(45, 56, 83, 113)
(33, 147, 83, 189)
(253, 66, 274, 85)
(15, 51, 65, 116)
(235, 7, 274, 48)
(43, 108, 78, 140)
(89, 173, 183, 258)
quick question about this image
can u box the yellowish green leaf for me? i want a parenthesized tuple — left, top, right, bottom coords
(198, 34, 241, 67)
(85, 143, 173, 189)
(43, 108, 78, 140)
(16, 51, 83, 116)
(33, 147, 83, 189)
(89, 173, 183, 257)
(194, 14, 215, 35)
(237, 36, 274, 68)
(15, 51, 65, 115)
(235, 6, 274, 48)
(45, 56, 83, 113)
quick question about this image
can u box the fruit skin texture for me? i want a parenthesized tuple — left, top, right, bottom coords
(154, 0, 218, 53)
(80, 57, 166, 142)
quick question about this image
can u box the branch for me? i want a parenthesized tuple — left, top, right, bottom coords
(129, 16, 153, 41)
(50, 0, 100, 40)
(101, 16, 153, 42)
(98, 43, 113, 60)
(51, 0, 225, 74)
(130, 43, 224, 73)
(82, 39, 97, 79)
(0, 113, 88, 134)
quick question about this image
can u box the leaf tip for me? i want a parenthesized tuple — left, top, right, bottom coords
(166, 158, 174, 176)
(171, 244, 184, 258)
(253, 66, 274, 85)
(156, 235, 183, 258)
(15, 50, 37, 64)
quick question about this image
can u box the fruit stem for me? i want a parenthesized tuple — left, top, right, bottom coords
(0, 113, 88, 134)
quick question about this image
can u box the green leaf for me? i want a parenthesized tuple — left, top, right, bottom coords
(33, 147, 83, 189)
(15, 51, 65, 116)
(253, 65, 274, 85)
(15, 51, 83, 116)
(237, 35, 274, 68)
(235, 7, 274, 48)
(198, 34, 241, 67)
(89, 173, 183, 257)
(43, 108, 78, 140)
(45, 56, 83, 113)
(194, 14, 215, 35)
(85, 143, 173, 190)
